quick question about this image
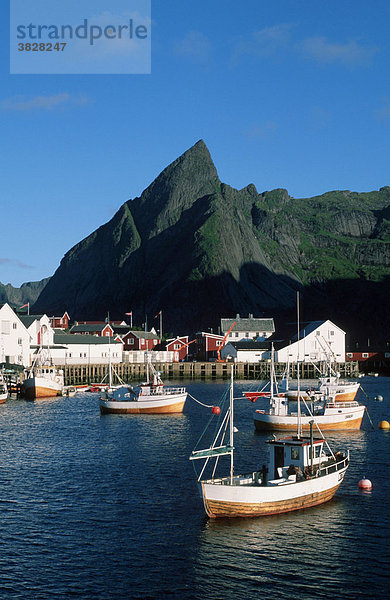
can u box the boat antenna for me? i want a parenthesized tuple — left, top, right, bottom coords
(230, 364, 234, 484)
(297, 291, 302, 438)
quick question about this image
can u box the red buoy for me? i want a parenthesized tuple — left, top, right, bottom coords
(212, 406, 221, 415)
(358, 477, 372, 490)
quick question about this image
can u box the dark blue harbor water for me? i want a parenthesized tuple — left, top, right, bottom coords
(0, 377, 389, 600)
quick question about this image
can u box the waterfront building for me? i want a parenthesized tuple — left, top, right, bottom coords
(221, 314, 275, 341)
(0, 303, 31, 367)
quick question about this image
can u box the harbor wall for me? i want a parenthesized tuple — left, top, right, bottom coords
(62, 361, 360, 386)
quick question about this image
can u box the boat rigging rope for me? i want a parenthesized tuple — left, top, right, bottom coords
(357, 386, 375, 430)
(187, 393, 214, 408)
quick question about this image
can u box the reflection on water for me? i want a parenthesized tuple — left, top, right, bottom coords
(0, 378, 389, 599)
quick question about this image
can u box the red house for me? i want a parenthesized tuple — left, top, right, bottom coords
(196, 332, 225, 361)
(346, 347, 390, 373)
(49, 312, 70, 330)
(123, 331, 161, 351)
(166, 336, 189, 362)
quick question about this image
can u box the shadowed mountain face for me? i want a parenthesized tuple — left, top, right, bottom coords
(32, 140, 390, 343)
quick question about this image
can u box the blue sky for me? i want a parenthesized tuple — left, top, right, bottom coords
(2, 0, 390, 287)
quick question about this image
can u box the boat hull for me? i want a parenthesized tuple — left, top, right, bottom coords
(254, 405, 365, 431)
(23, 377, 62, 400)
(0, 394, 7, 404)
(334, 388, 359, 403)
(100, 393, 187, 414)
(202, 468, 347, 518)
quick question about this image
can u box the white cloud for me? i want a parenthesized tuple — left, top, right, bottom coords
(1, 93, 90, 111)
(173, 31, 212, 63)
(232, 24, 293, 62)
(299, 36, 378, 67)
(244, 121, 277, 139)
(0, 258, 34, 270)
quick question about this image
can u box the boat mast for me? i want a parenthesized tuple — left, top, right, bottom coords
(270, 343, 275, 397)
(297, 291, 302, 438)
(230, 364, 234, 483)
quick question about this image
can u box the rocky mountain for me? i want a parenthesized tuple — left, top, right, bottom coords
(0, 278, 50, 308)
(32, 140, 390, 344)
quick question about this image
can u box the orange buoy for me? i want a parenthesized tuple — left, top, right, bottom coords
(358, 478, 372, 490)
(212, 406, 221, 415)
(378, 420, 390, 429)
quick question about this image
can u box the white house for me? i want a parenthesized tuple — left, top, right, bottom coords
(220, 341, 269, 362)
(48, 333, 123, 365)
(221, 314, 275, 342)
(0, 303, 31, 366)
(273, 320, 345, 364)
(19, 314, 55, 347)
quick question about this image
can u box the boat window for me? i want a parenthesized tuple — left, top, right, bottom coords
(291, 448, 299, 460)
(309, 445, 322, 459)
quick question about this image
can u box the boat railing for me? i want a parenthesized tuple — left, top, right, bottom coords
(149, 386, 186, 396)
(325, 401, 360, 409)
(318, 451, 349, 477)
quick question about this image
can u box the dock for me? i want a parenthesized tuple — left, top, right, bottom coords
(62, 361, 359, 386)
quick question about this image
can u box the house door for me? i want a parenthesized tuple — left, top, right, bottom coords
(274, 446, 284, 479)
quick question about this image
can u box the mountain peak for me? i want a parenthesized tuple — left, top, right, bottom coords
(131, 140, 220, 238)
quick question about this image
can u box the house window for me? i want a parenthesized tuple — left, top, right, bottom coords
(316, 331, 320, 336)
(229, 332, 233, 337)
(18, 338, 22, 345)
(216, 341, 222, 346)
(245, 332, 249, 338)
(330, 330, 334, 336)
(13, 322, 17, 330)
(385, 353, 390, 358)
(141, 339, 145, 345)
(346, 353, 353, 358)
(128, 338, 134, 345)
(362, 353, 369, 358)
(235, 332, 238, 338)
(18, 355, 22, 363)
(1, 321, 10, 335)
(174, 344, 180, 350)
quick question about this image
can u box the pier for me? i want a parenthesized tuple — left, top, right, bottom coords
(62, 361, 359, 386)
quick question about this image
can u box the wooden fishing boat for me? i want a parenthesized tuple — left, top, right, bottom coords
(99, 360, 187, 414)
(23, 348, 64, 399)
(248, 347, 365, 431)
(190, 367, 350, 518)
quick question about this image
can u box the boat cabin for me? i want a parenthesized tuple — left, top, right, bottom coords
(266, 435, 326, 480)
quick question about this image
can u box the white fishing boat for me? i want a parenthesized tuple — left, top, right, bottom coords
(252, 346, 365, 431)
(23, 348, 64, 399)
(100, 359, 187, 414)
(190, 367, 350, 518)
(0, 371, 8, 403)
(317, 373, 360, 403)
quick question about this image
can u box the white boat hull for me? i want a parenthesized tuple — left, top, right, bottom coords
(100, 392, 187, 414)
(254, 403, 365, 431)
(24, 376, 63, 399)
(202, 465, 348, 518)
